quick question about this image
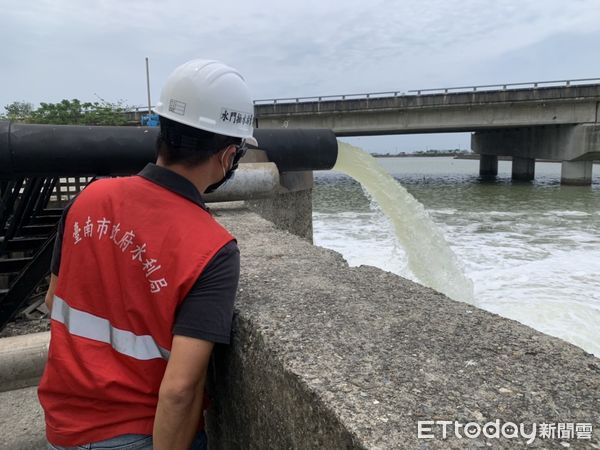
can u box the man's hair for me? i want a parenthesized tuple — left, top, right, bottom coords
(156, 117, 242, 167)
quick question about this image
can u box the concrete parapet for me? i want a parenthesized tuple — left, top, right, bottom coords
(0, 332, 49, 393)
(208, 205, 600, 449)
(244, 170, 314, 241)
(561, 160, 593, 186)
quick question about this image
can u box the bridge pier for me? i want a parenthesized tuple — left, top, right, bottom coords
(479, 154, 498, 177)
(561, 160, 593, 186)
(512, 156, 535, 181)
(473, 125, 600, 185)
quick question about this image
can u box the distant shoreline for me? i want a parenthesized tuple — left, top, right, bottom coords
(453, 155, 600, 164)
(372, 152, 468, 158)
(373, 153, 599, 164)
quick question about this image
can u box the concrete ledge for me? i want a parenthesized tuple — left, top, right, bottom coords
(209, 206, 600, 448)
(0, 386, 46, 450)
(245, 186, 313, 242)
(0, 332, 49, 392)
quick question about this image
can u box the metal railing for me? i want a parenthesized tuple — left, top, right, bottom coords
(127, 106, 155, 113)
(252, 77, 600, 105)
(125, 78, 600, 111)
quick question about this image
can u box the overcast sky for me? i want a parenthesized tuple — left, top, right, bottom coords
(2, 0, 600, 152)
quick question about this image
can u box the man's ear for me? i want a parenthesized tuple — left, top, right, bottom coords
(213, 146, 230, 163)
(223, 144, 237, 164)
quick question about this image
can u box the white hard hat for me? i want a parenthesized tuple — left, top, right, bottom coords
(154, 59, 257, 146)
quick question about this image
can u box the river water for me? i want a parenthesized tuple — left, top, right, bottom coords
(312, 155, 600, 356)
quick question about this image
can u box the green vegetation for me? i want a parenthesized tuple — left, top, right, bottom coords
(1, 99, 129, 126)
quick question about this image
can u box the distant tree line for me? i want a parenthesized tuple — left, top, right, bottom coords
(0, 99, 129, 126)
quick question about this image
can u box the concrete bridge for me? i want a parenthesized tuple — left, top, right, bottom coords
(253, 79, 600, 185)
(125, 79, 600, 185)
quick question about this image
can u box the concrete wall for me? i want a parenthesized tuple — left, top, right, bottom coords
(207, 205, 600, 449)
(244, 171, 314, 242)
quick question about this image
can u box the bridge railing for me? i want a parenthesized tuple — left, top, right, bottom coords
(126, 77, 600, 111)
(252, 77, 600, 105)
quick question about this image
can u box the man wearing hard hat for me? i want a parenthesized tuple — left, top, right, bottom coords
(38, 60, 256, 450)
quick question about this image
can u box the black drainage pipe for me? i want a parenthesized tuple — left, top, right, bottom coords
(254, 128, 337, 173)
(0, 121, 338, 178)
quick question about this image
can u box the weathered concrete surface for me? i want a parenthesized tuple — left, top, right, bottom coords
(245, 171, 314, 242)
(0, 332, 49, 392)
(561, 160, 594, 186)
(0, 386, 45, 450)
(245, 189, 313, 242)
(207, 205, 600, 449)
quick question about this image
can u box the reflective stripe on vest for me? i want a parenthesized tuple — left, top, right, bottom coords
(51, 295, 170, 361)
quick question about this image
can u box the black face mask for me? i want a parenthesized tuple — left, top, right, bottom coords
(204, 144, 247, 194)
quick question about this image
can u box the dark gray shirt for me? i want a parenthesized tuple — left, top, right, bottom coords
(51, 164, 240, 344)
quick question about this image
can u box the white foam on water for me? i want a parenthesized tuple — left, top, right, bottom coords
(313, 209, 410, 279)
(470, 249, 600, 356)
(315, 209, 600, 356)
(544, 210, 592, 217)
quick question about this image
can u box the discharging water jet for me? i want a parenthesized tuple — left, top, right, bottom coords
(333, 142, 474, 303)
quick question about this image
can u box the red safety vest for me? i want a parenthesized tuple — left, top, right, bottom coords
(38, 175, 234, 447)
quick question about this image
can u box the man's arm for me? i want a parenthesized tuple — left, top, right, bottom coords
(153, 336, 214, 450)
(46, 198, 73, 312)
(154, 240, 240, 448)
(45, 274, 59, 312)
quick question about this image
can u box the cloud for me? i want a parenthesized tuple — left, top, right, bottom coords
(1, 0, 599, 110)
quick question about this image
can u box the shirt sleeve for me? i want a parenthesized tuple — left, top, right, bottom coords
(172, 240, 240, 344)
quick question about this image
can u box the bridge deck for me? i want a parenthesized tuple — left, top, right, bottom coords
(253, 84, 600, 136)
